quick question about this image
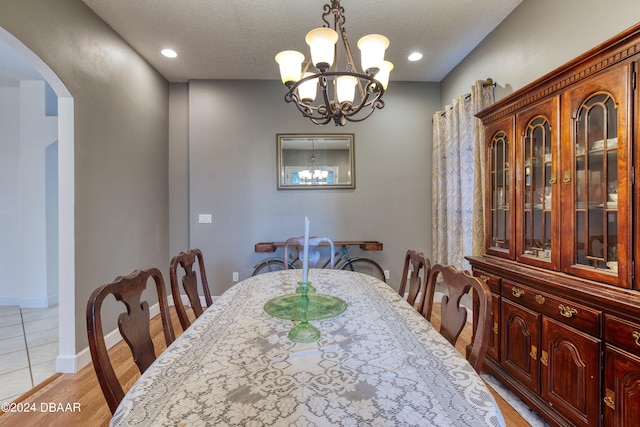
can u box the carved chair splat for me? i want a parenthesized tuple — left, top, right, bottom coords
(86, 268, 175, 414)
(398, 250, 431, 312)
(169, 248, 213, 330)
(421, 264, 492, 373)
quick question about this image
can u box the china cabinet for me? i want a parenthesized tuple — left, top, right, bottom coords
(603, 315, 640, 426)
(468, 23, 640, 427)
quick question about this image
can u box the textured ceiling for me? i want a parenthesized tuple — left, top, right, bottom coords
(81, 0, 523, 83)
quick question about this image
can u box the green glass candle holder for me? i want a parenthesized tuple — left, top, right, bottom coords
(264, 282, 347, 321)
(287, 281, 320, 343)
(296, 282, 316, 293)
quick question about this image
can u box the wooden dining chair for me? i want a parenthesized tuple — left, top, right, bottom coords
(283, 236, 335, 269)
(421, 264, 492, 373)
(398, 250, 431, 312)
(86, 268, 175, 414)
(169, 248, 213, 330)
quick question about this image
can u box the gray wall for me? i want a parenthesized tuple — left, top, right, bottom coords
(169, 83, 190, 259)
(0, 0, 170, 351)
(175, 80, 438, 294)
(4, 0, 638, 356)
(441, 0, 640, 105)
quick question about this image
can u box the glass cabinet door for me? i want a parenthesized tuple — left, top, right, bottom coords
(490, 132, 509, 250)
(574, 93, 618, 270)
(562, 65, 630, 287)
(516, 98, 558, 269)
(486, 117, 514, 259)
(523, 118, 552, 257)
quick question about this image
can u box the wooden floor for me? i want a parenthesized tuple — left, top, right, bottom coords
(0, 305, 530, 426)
(429, 310, 528, 426)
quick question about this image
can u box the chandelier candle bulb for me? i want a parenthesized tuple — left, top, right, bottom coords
(377, 61, 394, 90)
(337, 75, 358, 104)
(298, 73, 318, 103)
(275, 50, 305, 86)
(305, 28, 339, 72)
(357, 34, 389, 75)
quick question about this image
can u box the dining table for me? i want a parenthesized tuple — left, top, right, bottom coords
(111, 269, 506, 426)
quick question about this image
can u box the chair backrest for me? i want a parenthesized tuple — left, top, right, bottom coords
(169, 248, 213, 330)
(421, 264, 492, 373)
(398, 250, 431, 312)
(86, 268, 175, 414)
(283, 236, 335, 269)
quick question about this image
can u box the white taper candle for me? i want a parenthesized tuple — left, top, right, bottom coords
(302, 217, 310, 282)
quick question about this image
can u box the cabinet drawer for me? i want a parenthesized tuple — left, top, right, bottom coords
(502, 280, 601, 336)
(472, 269, 501, 294)
(604, 314, 640, 355)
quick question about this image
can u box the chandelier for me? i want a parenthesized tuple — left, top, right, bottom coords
(275, 0, 392, 126)
(299, 139, 330, 183)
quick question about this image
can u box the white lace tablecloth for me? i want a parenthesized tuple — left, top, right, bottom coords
(111, 269, 505, 427)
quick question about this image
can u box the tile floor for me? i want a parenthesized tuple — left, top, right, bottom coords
(0, 305, 58, 403)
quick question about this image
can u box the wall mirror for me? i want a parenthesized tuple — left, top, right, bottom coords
(277, 134, 355, 190)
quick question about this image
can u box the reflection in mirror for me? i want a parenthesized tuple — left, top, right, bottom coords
(277, 134, 355, 189)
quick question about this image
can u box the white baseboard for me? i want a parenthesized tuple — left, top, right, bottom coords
(0, 296, 55, 308)
(48, 292, 59, 307)
(57, 301, 162, 373)
(175, 294, 210, 308)
(59, 294, 214, 373)
(0, 297, 20, 306)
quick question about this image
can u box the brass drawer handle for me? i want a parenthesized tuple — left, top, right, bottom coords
(563, 171, 571, 183)
(540, 356, 549, 366)
(559, 304, 578, 318)
(512, 287, 524, 298)
(480, 274, 489, 283)
(604, 389, 615, 409)
(530, 345, 537, 360)
(604, 396, 615, 409)
(540, 351, 548, 367)
(493, 322, 499, 335)
(633, 331, 640, 346)
(535, 295, 545, 305)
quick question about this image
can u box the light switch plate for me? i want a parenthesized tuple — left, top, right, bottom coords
(198, 214, 212, 223)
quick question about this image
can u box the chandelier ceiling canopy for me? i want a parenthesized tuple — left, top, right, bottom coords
(275, 0, 392, 126)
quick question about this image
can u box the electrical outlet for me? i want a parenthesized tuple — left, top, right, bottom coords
(384, 270, 390, 280)
(233, 272, 239, 282)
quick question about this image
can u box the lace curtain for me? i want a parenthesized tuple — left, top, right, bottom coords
(432, 80, 494, 268)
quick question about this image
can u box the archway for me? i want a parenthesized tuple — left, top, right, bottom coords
(0, 26, 76, 375)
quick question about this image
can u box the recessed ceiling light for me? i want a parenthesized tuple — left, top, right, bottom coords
(161, 49, 177, 58)
(408, 52, 423, 62)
